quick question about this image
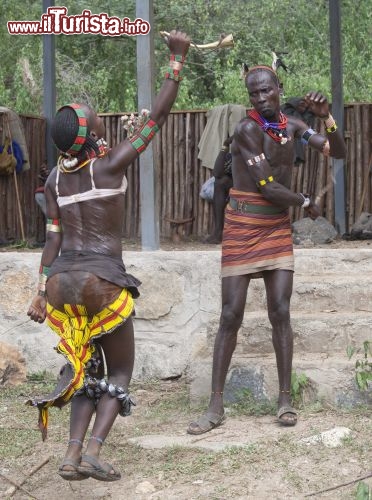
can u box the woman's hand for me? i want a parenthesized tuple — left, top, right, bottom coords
(27, 295, 47, 323)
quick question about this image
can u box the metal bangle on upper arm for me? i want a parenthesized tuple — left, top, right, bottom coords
(46, 218, 62, 233)
(301, 128, 316, 145)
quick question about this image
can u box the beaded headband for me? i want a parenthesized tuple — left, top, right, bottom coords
(245, 65, 279, 83)
(58, 103, 88, 156)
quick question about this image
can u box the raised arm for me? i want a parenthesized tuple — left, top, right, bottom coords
(300, 91, 346, 159)
(107, 30, 190, 170)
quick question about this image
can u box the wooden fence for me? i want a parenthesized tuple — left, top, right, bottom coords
(1, 104, 371, 243)
(0, 113, 46, 244)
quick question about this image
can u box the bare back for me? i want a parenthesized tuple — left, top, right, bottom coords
(46, 156, 127, 257)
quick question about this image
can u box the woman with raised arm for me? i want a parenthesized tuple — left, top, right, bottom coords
(27, 30, 190, 482)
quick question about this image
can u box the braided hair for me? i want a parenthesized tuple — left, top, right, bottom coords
(51, 105, 99, 160)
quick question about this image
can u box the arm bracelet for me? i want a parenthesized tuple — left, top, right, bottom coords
(165, 54, 185, 82)
(324, 114, 337, 133)
(246, 153, 265, 166)
(257, 175, 274, 188)
(46, 218, 61, 233)
(129, 116, 160, 154)
(299, 193, 311, 208)
(38, 264, 50, 293)
(301, 128, 316, 145)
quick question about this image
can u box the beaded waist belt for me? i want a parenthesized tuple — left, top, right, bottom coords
(229, 197, 284, 215)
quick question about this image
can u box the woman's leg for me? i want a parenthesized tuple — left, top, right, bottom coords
(80, 316, 135, 474)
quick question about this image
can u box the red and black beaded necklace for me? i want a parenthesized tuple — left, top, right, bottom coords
(248, 109, 290, 145)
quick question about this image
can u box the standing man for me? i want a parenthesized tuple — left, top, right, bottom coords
(27, 30, 190, 481)
(188, 65, 346, 434)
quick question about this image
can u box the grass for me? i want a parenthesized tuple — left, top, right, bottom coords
(1, 375, 371, 499)
(226, 387, 277, 417)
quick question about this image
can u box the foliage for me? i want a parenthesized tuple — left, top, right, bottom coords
(356, 481, 371, 500)
(227, 388, 276, 416)
(347, 341, 372, 391)
(290, 370, 310, 406)
(0, 0, 371, 114)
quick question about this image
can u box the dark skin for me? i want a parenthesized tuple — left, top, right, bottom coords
(204, 136, 233, 244)
(27, 30, 190, 477)
(189, 69, 346, 431)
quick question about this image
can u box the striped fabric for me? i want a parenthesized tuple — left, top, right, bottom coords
(26, 288, 134, 440)
(221, 189, 294, 278)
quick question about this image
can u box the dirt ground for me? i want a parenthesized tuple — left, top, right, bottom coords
(0, 237, 371, 499)
(0, 377, 371, 500)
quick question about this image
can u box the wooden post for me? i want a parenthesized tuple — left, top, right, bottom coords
(329, 0, 346, 234)
(42, 0, 56, 169)
(136, 0, 159, 250)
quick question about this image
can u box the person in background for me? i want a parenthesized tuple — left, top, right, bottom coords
(204, 137, 233, 244)
(34, 163, 50, 217)
(281, 97, 315, 166)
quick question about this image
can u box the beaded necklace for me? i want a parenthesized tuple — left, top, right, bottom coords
(248, 109, 290, 145)
(57, 140, 109, 173)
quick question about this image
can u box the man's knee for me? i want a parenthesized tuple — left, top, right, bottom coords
(268, 301, 290, 325)
(220, 305, 243, 332)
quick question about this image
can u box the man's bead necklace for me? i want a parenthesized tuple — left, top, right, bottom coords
(248, 109, 290, 145)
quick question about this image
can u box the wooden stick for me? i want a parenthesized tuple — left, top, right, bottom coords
(305, 471, 372, 497)
(7, 456, 50, 498)
(1, 472, 39, 499)
(5, 115, 26, 241)
(13, 162, 26, 241)
(357, 152, 372, 219)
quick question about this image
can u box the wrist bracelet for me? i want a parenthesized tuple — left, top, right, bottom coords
(38, 264, 50, 293)
(326, 123, 338, 133)
(324, 114, 337, 133)
(165, 54, 184, 82)
(299, 193, 311, 208)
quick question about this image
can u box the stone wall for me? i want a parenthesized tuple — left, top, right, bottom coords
(0, 250, 371, 406)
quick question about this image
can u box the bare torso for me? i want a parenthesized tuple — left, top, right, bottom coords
(231, 115, 301, 193)
(47, 156, 127, 257)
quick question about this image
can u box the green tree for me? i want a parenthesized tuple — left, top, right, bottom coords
(0, 0, 371, 114)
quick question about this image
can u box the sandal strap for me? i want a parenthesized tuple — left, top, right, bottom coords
(59, 458, 79, 470)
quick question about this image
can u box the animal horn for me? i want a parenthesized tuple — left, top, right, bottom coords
(160, 31, 234, 50)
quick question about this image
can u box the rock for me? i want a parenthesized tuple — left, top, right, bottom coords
(348, 212, 372, 239)
(135, 481, 157, 494)
(92, 487, 109, 498)
(0, 341, 27, 386)
(292, 216, 338, 245)
(300, 426, 352, 447)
